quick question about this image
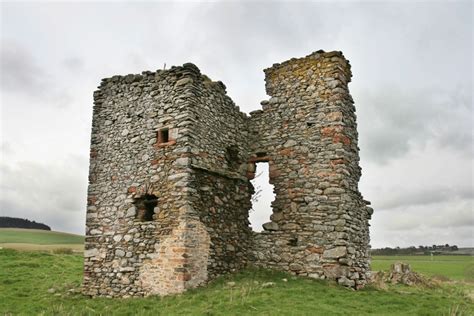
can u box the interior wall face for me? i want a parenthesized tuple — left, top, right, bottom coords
(183, 72, 255, 279)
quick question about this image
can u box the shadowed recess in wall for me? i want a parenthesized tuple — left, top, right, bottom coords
(133, 194, 158, 222)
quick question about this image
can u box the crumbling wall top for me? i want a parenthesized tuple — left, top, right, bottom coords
(263, 50, 352, 96)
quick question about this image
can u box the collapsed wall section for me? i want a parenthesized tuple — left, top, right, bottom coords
(249, 51, 372, 288)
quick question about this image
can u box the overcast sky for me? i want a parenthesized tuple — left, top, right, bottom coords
(0, 1, 472, 248)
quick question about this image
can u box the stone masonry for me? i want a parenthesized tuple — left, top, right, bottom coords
(83, 50, 373, 297)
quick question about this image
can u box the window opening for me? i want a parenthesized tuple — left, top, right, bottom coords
(134, 194, 158, 222)
(288, 236, 298, 246)
(158, 128, 169, 144)
(249, 163, 275, 232)
(225, 145, 240, 170)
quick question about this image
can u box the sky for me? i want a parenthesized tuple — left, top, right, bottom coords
(0, 1, 472, 248)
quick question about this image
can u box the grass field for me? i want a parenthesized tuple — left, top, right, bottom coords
(0, 230, 472, 314)
(0, 228, 85, 252)
(0, 249, 473, 315)
(372, 255, 474, 281)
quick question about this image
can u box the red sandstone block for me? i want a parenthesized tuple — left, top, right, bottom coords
(333, 134, 351, 145)
(87, 196, 97, 205)
(330, 159, 345, 167)
(279, 148, 293, 156)
(249, 156, 270, 163)
(320, 125, 343, 137)
(317, 171, 337, 178)
(307, 246, 324, 254)
(172, 248, 186, 253)
(176, 273, 192, 281)
(155, 140, 177, 148)
(269, 169, 280, 179)
(326, 111, 343, 122)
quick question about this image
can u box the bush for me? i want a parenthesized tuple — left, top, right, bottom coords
(52, 248, 73, 255)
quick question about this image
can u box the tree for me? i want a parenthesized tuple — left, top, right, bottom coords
(250, 171, 263, 209)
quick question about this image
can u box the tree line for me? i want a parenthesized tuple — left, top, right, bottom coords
(371, 244, 459, 255)
(0, 217, 51, 230)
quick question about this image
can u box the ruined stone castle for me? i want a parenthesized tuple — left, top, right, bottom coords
(83, 50, 373, 297)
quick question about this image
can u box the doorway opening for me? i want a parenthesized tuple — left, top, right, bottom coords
(249, 162, 275, 232)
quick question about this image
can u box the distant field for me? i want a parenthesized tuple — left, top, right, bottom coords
(372, 255, 474, 281)
(0, 228, 84, 251)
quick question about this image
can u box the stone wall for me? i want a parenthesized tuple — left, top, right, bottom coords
(172, 68, 255, 279)
(249, 51, 372, 288)
(84, 65, 209, 297)
(84, 64, 254, 297)
(83, 50, 372, 297)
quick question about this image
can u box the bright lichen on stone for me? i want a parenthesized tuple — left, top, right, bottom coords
(83, 50, 372, 297)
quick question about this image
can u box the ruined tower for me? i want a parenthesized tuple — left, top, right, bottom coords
(83, 50, 372, 297)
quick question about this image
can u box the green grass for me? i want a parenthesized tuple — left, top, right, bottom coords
(1, 249, 473, 315)
(372, 255, 474, 281)
(0, 228, 84, 245)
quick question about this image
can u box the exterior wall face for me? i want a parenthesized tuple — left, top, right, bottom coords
(84, 65, 208, 297)
(84, 50, 371, 297)
(249, 51, 372, 288)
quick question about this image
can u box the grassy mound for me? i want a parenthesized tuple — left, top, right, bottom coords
(1, 249, 473, 315)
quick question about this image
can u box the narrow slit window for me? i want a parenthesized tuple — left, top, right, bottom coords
(158, 128, 169, 144)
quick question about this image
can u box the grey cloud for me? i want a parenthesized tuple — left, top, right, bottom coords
(371, 200, 474, 248)
(168, 2, 336, 109)
(0, 1, 472, 248)
(0, 40, 48, 96)
(371, 224, 473, 248)
(0, 159, 88, 234)
(431, 207, 474, 229)
(63, 57, 84, 72)
(376, 185, 473, 211)
(357, 86, 473, 164)
(0, 39, 75, 108)
(381, 202, 473, 231)
(0, 199, 85, 234)
(0, 142, 14, 156)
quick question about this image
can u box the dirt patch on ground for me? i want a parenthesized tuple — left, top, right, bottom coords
(0, 243, 84, 252)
